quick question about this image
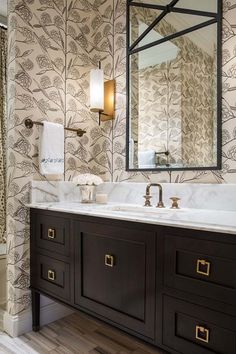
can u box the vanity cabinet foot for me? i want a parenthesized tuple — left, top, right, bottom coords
(31, 290, 40, 332)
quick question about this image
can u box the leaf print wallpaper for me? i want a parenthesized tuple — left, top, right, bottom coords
(0, 27, 7, 244)
(7, 0, 67, 315)
(65, 0, 113, 182)
(6, 0, 236, 316)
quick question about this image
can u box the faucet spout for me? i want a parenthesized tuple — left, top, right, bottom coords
(144, 183, 165, 208)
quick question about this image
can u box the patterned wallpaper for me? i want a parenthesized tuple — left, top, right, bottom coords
(0, 28, 7, 244)
(7, 0, 67, 315)
(65, 0, 114, 182)
(180, 40, 215, 167)
(138, 62, 182, 166)
(6, 0, 236, 316)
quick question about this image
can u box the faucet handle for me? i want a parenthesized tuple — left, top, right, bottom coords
(170, 197, 180, 209)
(143, 195, 152, 207)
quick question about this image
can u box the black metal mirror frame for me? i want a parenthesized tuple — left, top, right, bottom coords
(126, 0, 222, 172)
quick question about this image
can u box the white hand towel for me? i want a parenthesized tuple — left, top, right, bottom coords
(138, 150, 156, 169)
(39, 121, 64, 175)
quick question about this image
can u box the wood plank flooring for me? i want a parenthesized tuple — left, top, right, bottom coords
(0, 312, 168, 354)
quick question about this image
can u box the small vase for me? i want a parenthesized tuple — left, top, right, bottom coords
(80, 185, 96, 203)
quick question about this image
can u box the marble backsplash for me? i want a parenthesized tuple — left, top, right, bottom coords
(31, 181, 236, 212)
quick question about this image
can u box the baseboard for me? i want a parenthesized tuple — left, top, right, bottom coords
(3, 301, 74, 337)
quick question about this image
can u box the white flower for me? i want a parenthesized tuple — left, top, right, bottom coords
(73, 173, 103, 186)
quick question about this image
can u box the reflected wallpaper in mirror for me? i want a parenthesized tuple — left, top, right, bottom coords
(127, 0, 221, 171)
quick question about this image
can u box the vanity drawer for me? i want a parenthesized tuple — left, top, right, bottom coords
(163, 295, 236, 354)
(74, 221, 156, 339)
(164, 234, 236, 305)
(31, 254, 71, 302)
(33, 213, 70, 256)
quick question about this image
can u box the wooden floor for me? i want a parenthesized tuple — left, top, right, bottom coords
(0, 312, 168, 354)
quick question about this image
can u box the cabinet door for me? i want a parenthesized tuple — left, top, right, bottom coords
(74, 221, 156, 340)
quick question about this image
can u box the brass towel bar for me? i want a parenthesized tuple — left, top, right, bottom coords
(24, 119, 86, 137)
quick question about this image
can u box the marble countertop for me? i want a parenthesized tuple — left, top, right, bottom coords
(27, 202, 236, 235)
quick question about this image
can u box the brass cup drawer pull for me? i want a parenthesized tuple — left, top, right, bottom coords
(196, 325, 210, 343)
(48, 228, 56, 239)
(48, 269, 56, 281)
(196, 259, 211, 276)
(105, 254, 115, 267)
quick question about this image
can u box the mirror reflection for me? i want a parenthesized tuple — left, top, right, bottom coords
(127, 0, 221, 170)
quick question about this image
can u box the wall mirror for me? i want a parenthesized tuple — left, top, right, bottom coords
(126, 0, 222, 171)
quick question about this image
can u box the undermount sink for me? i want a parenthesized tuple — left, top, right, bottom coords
(100, 204, 183, 215)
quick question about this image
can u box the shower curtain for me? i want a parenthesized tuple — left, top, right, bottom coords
(0, 27, 7, 244)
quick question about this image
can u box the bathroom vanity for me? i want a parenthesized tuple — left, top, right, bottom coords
(29, 201, 236, 354)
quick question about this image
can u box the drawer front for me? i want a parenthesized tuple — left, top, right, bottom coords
(31, 254, 70, 302)
(163, 295, 236, 354)
(164, 234, 236, 305)
(34, 214, 70, 256)
(75, 221, 156, 339)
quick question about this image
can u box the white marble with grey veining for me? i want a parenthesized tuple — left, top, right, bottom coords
(27, 200, 236, 235)
(29, 181, 236, 234)
(31, 181, 81, 203)
(31, 181, 236, 211)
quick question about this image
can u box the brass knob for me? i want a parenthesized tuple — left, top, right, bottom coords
(196, 325, 210, 343)
(48, 270, 55, 281)
(170, 197, 180, 209)
(196, 259, 211, 276)
(48, 228, 56, 239)
(105, 255, 115, 267)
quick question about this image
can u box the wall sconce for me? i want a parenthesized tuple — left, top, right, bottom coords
(90, 62, 115, 124)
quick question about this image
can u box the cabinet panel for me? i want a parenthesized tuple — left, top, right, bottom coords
(163, 295, 236, 354)
(164, 234, 236, 305)
(74, 221, 156, 339)
(82, 233, 145, 320)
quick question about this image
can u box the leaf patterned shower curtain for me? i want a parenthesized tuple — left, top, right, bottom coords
(0, 27, 7, 244)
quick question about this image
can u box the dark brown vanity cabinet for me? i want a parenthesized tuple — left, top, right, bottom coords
(30, 209, 236, 354)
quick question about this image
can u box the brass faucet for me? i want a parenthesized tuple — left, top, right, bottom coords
(143, 183, 165, 208)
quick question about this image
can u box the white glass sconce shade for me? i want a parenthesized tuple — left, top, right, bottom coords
(90, 69, 104, 112)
